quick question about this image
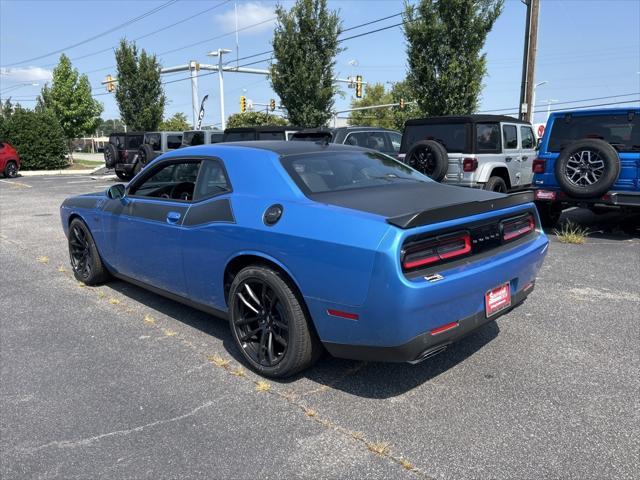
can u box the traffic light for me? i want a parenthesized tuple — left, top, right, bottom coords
(269, 98, 276, 112)
(240, 95, 246, 113)
(399, 98, 405, 110)
(105, 74, 115, 93)
(355, 75, 363, 98)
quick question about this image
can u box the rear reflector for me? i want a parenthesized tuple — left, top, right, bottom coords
(430, 321, 458, 335)
(502, 214, 535, 241)
(462, 158, 478, 172)
(535, 189, 557, 201)
(532, 158, 545, 173)
(327, 309, 359, 321)
(402, 232, 471, 270)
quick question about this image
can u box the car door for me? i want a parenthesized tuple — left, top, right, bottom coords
(502, 123, 522, 187)
(180, 158, 235, 308)
(519, 125, 536, 186)
(385, 131, 402, 157)
(111, 159, 202, 296)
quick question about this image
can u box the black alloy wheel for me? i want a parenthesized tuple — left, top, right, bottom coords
(410, 146, 438, 177)
(232, 278, 289, 367)
(68, 219, 109, 285)
(229, 265, 321, 377)
(4, 161, 18, 178)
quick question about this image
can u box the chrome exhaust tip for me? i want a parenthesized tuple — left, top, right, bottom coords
(408, 344, 449, 365)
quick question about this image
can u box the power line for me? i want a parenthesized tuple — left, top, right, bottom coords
(479, 98, 639, 117)
(479, 92, 640, 113)
(2, 0, 179, 67)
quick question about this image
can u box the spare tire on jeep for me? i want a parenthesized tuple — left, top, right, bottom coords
(554, 139, 620, 198)
(404, 140, 448, 182)
(136, 144, 156, 172)
(104, 143, 117, 169)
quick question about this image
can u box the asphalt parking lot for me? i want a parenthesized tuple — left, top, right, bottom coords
(1, 174, 639, 479)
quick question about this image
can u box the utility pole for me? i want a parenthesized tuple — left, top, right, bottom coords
(519, 0, 540, 123)
(189, 61, 200, 129)
(207, 48, 232, 130)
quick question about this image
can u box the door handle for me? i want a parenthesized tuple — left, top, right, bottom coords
(505, 156, 513, 162)
(166, 211, 181, 224)
(522, 155, 528, 161)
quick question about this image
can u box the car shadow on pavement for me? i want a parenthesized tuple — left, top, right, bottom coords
(555, 207, 640, 239)
(106, 278, 500, 398)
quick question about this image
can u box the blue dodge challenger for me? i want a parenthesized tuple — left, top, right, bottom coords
(61, 142, 548, 377)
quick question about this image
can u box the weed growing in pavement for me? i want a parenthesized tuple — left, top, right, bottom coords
(162, 328, 177, 337)
(367, 442, 391, 455)
(108, 298, 120, 305)
(303, 407, 317, 417)
(57, 265, 66, 272)
(555, 221, 589, 244)
(399, 458, 414, 470)
(37, 256, 49, 264)
(143, 314, 155, 325)
(208, 354, 230, 367)
(230, 366, 246, 377)
(256, 380, 271, 392)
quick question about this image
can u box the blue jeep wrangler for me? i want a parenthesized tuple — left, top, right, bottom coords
(533, 108, 640, 227)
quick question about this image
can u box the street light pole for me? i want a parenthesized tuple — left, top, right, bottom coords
(530, 80, 547, 123)
(545, 99, 558, 121)
(207, 48, 232, 130)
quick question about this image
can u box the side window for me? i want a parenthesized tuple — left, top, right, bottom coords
(502, 125, 518, 149)
(345, 132, 387, 151)
(130, 161, 201, 201)
(166, 134, 182, 149)
(193, 159, 231, 200)
(146, 133, 162, 151)
(476, 123, 500, 152)
(520, 126, 535, 149)
(387, 132, 402, 152)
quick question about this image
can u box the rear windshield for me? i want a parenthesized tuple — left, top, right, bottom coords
(183, 131, 205, 146)
(281, 151, 429, 194)
(224, 131, 255, 142)
(548, 114, 640, 152)
(258, 131, 286, 141)
(401, 123, 469, 153)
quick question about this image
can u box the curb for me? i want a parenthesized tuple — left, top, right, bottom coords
(19, 165, 104, 176)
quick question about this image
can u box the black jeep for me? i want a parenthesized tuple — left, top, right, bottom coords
(104, 132, 144, 181)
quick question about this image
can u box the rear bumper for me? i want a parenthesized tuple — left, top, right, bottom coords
(323, 283, 533, 363)
(534, 188, 640, 208)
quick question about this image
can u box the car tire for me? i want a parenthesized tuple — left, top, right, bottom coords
(138, 145, 155, 169)
(104, 144, 117, 169)
(405, 140, 449, 181)
(68, 218, 110, 285)
(536, 202, 563, 229)
(484, 176, 508, 193)
(115, 170, 133, 181)
(554, 139, 620, 199)
(3, 160, 18, 178)
(229, 265, 321, 378)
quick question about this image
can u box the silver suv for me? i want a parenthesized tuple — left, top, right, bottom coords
(399, 115, 537, 192)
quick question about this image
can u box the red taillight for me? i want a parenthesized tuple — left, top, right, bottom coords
(462, 158, 478, 172)
(502, 214, 535, 242)
(402, 232, 471, 270)
(532, 158, 545, 173)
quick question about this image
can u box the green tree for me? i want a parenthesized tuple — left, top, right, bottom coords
(1, 108, 68, 170)
(114, 39, 165, 131)
(404, 0, 503, 116)
(37, 54, 103, 141)
(226, 111, 288, 128)
(270, 0, 342, 127)
(159, 112, 189, 131)
(347, 81, 419, 131)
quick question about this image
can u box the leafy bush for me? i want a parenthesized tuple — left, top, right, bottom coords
(1, 109, 68, 170)
(226, 111, 288, 128)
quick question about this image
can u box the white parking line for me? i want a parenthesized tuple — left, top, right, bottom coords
(0, 179, 32, 188)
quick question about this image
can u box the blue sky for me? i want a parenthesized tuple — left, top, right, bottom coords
(1, 0, 639, 128)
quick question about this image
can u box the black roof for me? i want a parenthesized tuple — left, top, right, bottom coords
(335, 126, 399, 132)
(405, 115, 531, 126)
(216, 140, 364, 157)
(223, 126, 299, 133)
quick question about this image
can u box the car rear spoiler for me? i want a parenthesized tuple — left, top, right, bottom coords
(386, 191, 534, 229)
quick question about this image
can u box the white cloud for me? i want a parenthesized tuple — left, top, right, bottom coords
(214, 2, 276, 34)
(0, 66, 53, 82)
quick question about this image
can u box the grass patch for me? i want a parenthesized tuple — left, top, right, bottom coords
(367, 442, 390, 455)
(97, 291, 106, 299)
(399, 458, 413, 470)
(208, 354, 230, 367)
(555, 221, 589, 244)
(162, 328, 177, 337)
(143, 314, 155, 325)
(230, 367, 246, 377)
(255, 381, 271, 392)
(108, 297, 120, 305)
(37, 256, 49, 264)
(303, 407, 317, 417)
(57, 265, 66, 272)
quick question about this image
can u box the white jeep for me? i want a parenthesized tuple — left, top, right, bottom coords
(398, 115, 537, 192)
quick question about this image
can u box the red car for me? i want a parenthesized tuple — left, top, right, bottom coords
(0, 141, 20, 178)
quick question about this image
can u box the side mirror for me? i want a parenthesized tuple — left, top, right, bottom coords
(107, 184, 126, 200)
